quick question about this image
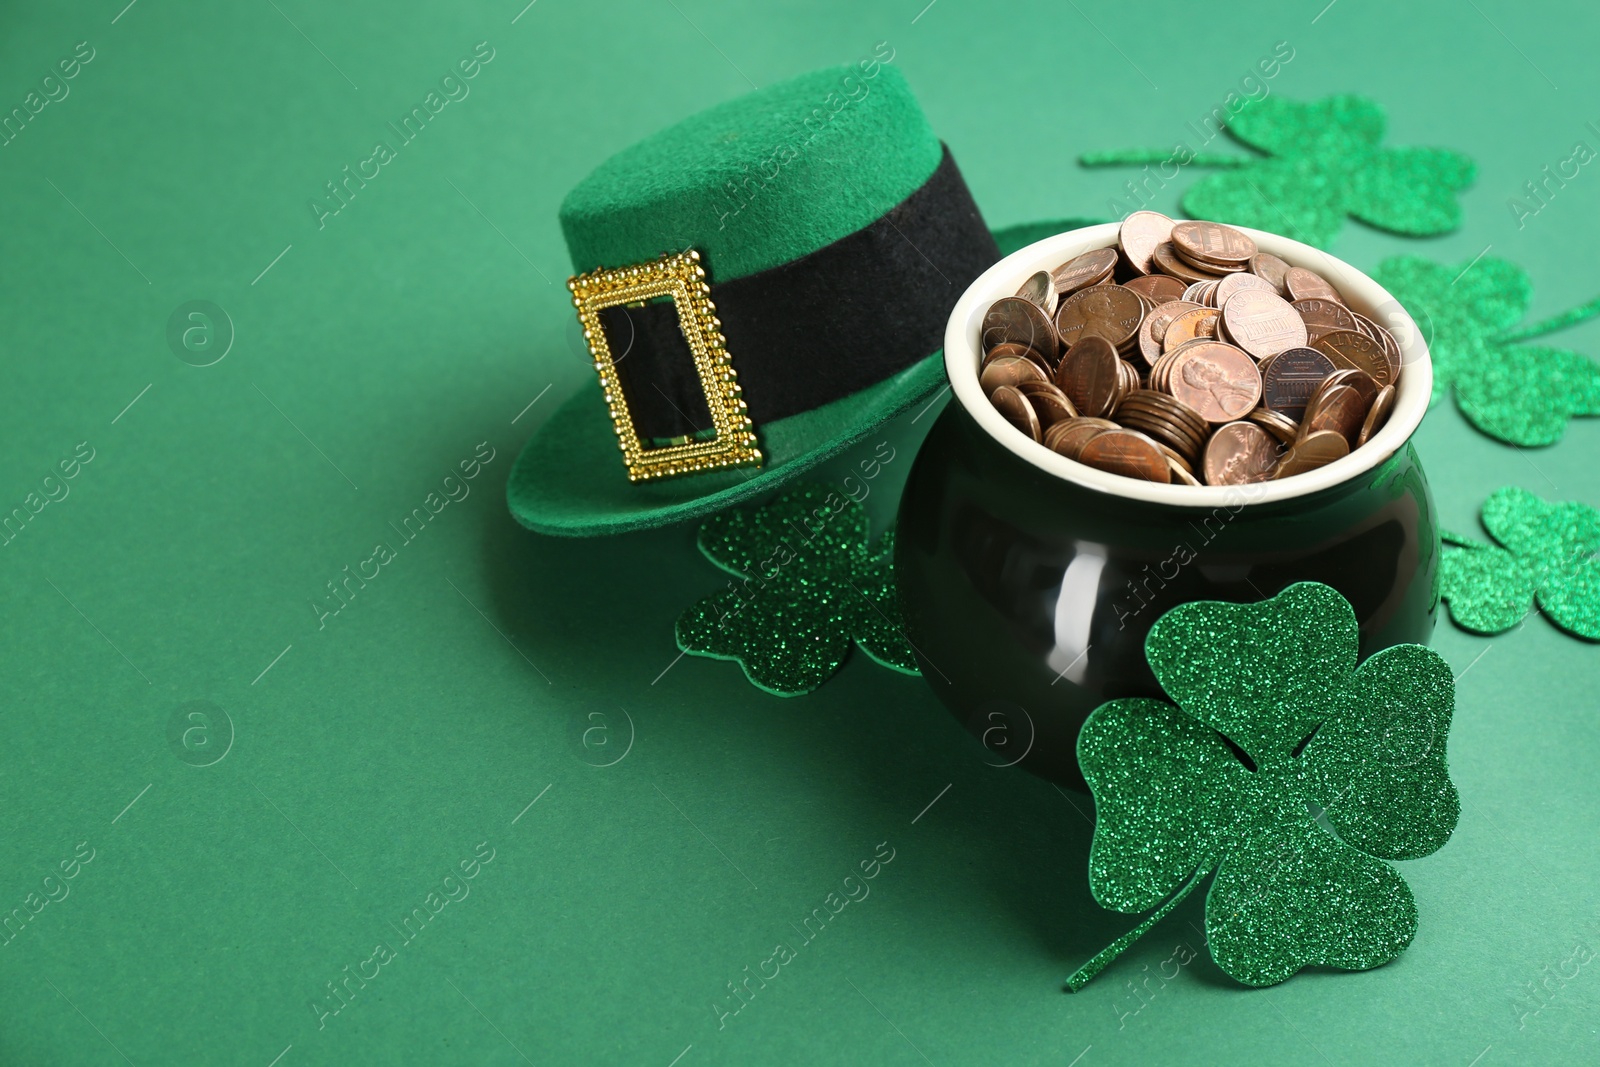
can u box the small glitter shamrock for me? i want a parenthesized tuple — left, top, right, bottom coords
(1373, 254, 1600, 446)
(1441, 487, 1600, 640)
(1083, 94, 1474, 249)
(674, 482, 918, 696)
(1067, 583, 1459, 990)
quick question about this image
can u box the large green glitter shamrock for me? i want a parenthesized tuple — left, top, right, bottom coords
(1373, 254, 1600, 446)
(1083, 94, 1474, 249)
(674, 482, 918, 696)
(1441, 487, 1600, 640)
(1066, 583, 1459, 990)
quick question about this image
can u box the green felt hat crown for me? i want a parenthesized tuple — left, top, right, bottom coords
(559, 64, 943, 283)
(508, 63, 1023, 537)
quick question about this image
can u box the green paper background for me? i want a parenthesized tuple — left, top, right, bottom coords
(2, 1, 1597, 1063)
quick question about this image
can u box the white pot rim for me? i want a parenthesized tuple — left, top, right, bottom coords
(944, 222, 1432, 507)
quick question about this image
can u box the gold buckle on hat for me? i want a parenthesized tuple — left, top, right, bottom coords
(569, 249, 762, 483)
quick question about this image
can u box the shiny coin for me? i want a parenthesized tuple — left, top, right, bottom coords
(1249, 252, 1293, 295)
(1078, 429, 1171, 482)
(979, 354, 1046, 394)
(1117, 409, 1205, 464)
(1273, 429, 1349, 479)
(1248, 406, 1301, 445)
(1123, 274, 1188, 304)
(1260, 346, 1336, 421)
(1118, 211, 1175, 275)
(1017, 379, 1079, 426)
(1166, 454, 1202, 486)
(1220, 289, 1307, 360)
(1051, 248, 1118, 296)
(1203, 421, 1280, 486)
(1055, 284, 1144, 350)
(1045, 418, 1118, 460)
(1318, 367, 1379, 408)
(1303, 384, 1367, 446)
(1215, 271, 1278, 306)
(1056, 334, 1121, 417)
(1136, 309, 1164, 367)
(1151, 241, 1227, 284)
(1350, 312, 1404, 380)
(1313, 329, 1394, 387)
(990, 385, 1041, 442)
(1291, 298, 1358, 342)
(1016, 271, 1057, 317)
(1355, 385, 1396, 447)
(981, 340, 1051, 374)
(1169, 341, 1262, 423)
(1171, 220, 1257, 267)
(983, 296, 1059, 363)
(1284, 267, 1342, 304)
(1147, 301, 1204, 345)
(1163, 306, 1221, 350)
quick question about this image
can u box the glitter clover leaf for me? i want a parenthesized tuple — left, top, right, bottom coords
(1083, 94, 1474, 249)
(1373, 254, 1600, 446)
(1441, 487, 1600, 640)
(1067, 583, 1459, 990)
(674, 483, 918, 696)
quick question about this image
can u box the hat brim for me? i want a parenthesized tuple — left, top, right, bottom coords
(507, 220, 1098, 537)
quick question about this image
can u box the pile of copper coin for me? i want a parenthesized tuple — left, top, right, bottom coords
(979, 213, 1402, 486)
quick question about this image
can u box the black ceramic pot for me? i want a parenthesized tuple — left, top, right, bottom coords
(896, 224, 1439, 791)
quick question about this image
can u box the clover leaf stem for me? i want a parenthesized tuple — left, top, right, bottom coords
(1065, 867, 1209, 993)
(1079, 151, 1251, 169)
(1495, 292, 1600, 344)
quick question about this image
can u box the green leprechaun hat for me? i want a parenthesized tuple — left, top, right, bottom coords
(508, 61, 1051, 537)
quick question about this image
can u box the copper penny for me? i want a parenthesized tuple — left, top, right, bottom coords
(1051, 248, 1118, 296)
(1118, 411, 1205, 463)
(1055, 283, 1144, 349)
(1017, 379, 1079, 426)
(1215, 271, 1277, 306)
(1350, 312, 1404, 380)
(1220, 288, 1307, 360)
(1118, 211, 1175, 275)
(1303, 384, 1367, 446)
(1273, 429, 1349, 479)
(1168, 341, 1262, 423)
(1147, 301, 1204, 345)
(981, 341, 1051, 374)
(1016, 271, 1058, 317)
(1248, 406, 1301, 444)
(1319, 367, 1379, 408)
(1163, 306, 1221, 350)
(1291, 298, 1358, 341)
(1166, 455, 1202, 486)
(1313, 329, 1394, 387)
(990, 385, 1041, 442)
(1136, 309, 1164, 367)
(1123, 274, 1187, 304)
(1151, 241, 1226, 284)
(979, 354, 1046, 394)
(1056, 334, 1121, 417)
(1355, 385, 1396, 447)
(1077, 429, 1171, 482)
(984, 296, 1058, 363)
(1284, 267, 1342, 304)
(1260, 346, 1336, 421)
(1045, 418, 1117, 460)
(1249, 252, 1293, 295)
(1203, 421, 1280, 486)
(1171, 220, 1257, 267)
